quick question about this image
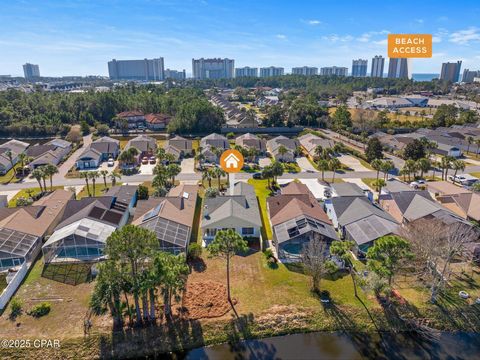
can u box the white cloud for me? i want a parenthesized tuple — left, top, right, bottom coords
(322, 34, 354, 42)
(415, 19, 424, 24)
(276, 34, 287, 40)
(449, 27, 480, 45)
(307, 19, 321, 25)
(432, 36, 442, 43)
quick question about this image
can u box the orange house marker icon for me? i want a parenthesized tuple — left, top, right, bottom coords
(220, 149, 244, 173)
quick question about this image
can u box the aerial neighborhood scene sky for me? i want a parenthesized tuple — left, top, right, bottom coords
(1, 0, 480, 76)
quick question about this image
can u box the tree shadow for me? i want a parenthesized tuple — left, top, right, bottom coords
(99, 316, 205, 358)
(189, 258, 207, 273)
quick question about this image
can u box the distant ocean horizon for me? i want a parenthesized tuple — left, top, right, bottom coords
(411, 73, 439, 81)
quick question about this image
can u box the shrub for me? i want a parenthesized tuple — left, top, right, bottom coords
(188, 243, 203, 260)
(16, 197, 33, 207)
(226, 132, 235, 139)
(137, 185, 149, 200)
(28, 302, 51, 318)
(10, 297, 23, 317)
(205, 187, 219, 198)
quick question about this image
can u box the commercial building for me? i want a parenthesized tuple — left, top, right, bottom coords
(351, 59, 368, 77)
(462, 69, 480, 83)
(235, 67, 258, 77)
(23, 63, 40, 80)
(291, 66, 318, 76)
(192, 58, 234, 79)
(387, 58, 409, 79)
(320, 66, 348, 76)
(164, 69, 186, 80)
(259, 66, 284, 77)
(108, 58, 165, 81)
(440, 61, 462, 82)
(371, 55, 385, 78)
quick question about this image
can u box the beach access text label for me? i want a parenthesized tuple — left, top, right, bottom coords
(388, 34, 432, 58)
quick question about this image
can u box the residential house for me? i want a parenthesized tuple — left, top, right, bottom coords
(76, 136, 120, 169)
(145, 113, 171, 130)
(124, 135, 157, 163)
(267, 182, 337, 261)
(266, 136, 299, 162)
(330, 182, 374, 202)
(0, 189, 73, 270)
(116, 110, 145, 129)
(42, 185, 137, 264)
(0, 139, 29, 175)
(201, 182, 262, 247)
(26, 138, 72, 169)
(164, 136, 193, 161)
(235, 133, 266, 155)
(325, 193, 399, 253)
(427, 181, 480, 222)
(133, 184, 198, 254)
(200, 133, 230, 163)
(298, 133, 335, 159)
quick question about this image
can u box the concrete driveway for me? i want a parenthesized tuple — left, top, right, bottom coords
(139, 162, 156, 175)
(337, 154, 370, 172)
(258, 157, 272, 168)
(296, 157, 318, 173)
(181, 158, 195, 174)
(54, 134, 93, 180)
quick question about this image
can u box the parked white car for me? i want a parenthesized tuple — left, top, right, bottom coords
(107, 158, 115, 167)
(410, 180, 426, 189)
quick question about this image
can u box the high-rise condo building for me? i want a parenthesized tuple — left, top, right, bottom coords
(440, 61, 462, 82)
(259, 66, 284, 77)
(351, 59, 368, 77)
(291, 66, 318, 76)
(192, 58, 234, 79)
(164, 69, 186, 80)
(235, 67, 258, 77)
(320, 66, 348, 76)
(108, 58, 164, 81)
(387, 58, 409, 79)
(23, 63, 40, 80)
(462, 69, 480, 83)
(370, 56, 385, 78)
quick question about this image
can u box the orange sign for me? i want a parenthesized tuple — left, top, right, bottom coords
(220, 149, 244, 173)
(388, 34, 432, 58)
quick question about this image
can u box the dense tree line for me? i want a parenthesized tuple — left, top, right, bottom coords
(0, 84, 224, 136)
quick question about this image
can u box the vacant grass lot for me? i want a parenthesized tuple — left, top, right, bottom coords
(248, 179, 273, 240)
(330, 107, 430, 123)
(77, 182, 122, 199)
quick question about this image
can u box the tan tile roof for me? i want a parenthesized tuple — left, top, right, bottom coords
(427, 181, 471, 196)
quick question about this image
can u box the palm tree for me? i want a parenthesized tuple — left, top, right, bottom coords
(317, 159, 329, 182)
(381, 160, 394, 181)
(330, 241, 358, 297)
(166, 163, 181, 186)
(109, 172, 121, 187)
(403, 160, 417, 182)
(100, 170, 109, 189)
(43, 164, 59, 191)
(416, 158, 431, 179)
(328, 157, 341, 183)
(475, 139, 480, 158)
(31, 168, 44, 192)
(89, 171, 100, 196)
(202, 167, 213, 188)
(38, 166, 48, 192)
(208, 229, 248, 305)
(375, 178, 386, 195)
(277, 145, 288, 161)
(262, 166, 273, 189)
(451, 160, 466, 184)
(211, 166, 226, 189)
(156, 147, 166, 163)
(431, 160, 439, 180)
(441, 156, 453, 180)
(371, 159, 383, 184)
(5, 150, 16, 176)
(80, 172, 91, 197)
(17, 152, 27, 177)
(467, 136, 474, 155)
(314, 145, 323, 160)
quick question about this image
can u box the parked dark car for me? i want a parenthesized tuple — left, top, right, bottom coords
(252, 172, 263, 179)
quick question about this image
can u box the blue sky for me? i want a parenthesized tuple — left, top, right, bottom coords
(1, 0, 480, 76)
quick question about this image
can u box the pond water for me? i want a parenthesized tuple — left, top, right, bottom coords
(184, 331, 480, 359)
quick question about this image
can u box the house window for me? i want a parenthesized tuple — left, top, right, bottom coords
(242, 227, 254, 235)
(205, 228, 217, 237)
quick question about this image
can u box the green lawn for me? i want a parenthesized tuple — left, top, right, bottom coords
(8, 186, 65, 207)
(361, 178, 377, 191)
(0, 164, 23, 184)
(356, 157, 374, 170)
(76, 182, 121, 199)
(248, 179, 273, 240)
